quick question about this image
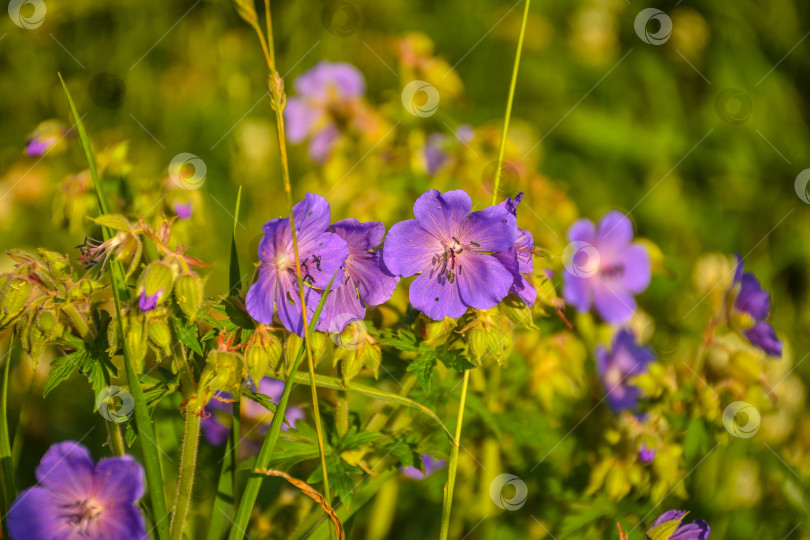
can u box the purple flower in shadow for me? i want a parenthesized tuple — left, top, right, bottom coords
(596, 329, 655, 412)
(562, 211, 651, 324)
(8, 441, 146, 540)
(493, 193, 537, 306)
(424, 125, 474, 175)
(647, 510, 710, 540)
(201, 377, 304, 447)
(138, 290, 160, 312)
(638, 443, 656, 463)
(173, 201, 193, 220)
(383, 189, 517, 320)
(401, 454, 447, 480)
(246, 193, 349, 336)
(315, 219, 399, 333)
(729, 254, 782, 358)
(285, 61, 365, 163)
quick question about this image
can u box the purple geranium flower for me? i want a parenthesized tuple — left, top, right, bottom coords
(285, 61, 365, 163)
(647, 510, 710, 540)
(25, 121, 67, 157)
(401, 454, 447, 480)
(562, 211, 651, 324)
(638, 443, 656, 463)
(596, 329, 655, 412)
(729, 254, 782, 358)
(424, 125, 474, 175)
(315, 219, 399, 333)
(8, 441, 146, 540)
(202, 377, 304, 446)
(383, 189, 517, 320)
(493, 193, 537, 306)
(246, 193, 349, 336)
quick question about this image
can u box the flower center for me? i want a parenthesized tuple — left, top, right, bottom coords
(605, 366, 623, 388)
(431, 237, 470, 284)
(60, 498, 102, 534)
(599, 262, 625, 280)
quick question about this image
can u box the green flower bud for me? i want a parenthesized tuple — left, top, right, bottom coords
(125, 314, 148, 372)
(37, 248, 73, 279)
(148, 319, 173, 357)
(1, 278, 31, 328)
(246, 328, 283, 381)
(136, 262, 175, 308)
(201, 351, 244, 394)
(174, 272, 204, 322)
(421, 316, 457, 347)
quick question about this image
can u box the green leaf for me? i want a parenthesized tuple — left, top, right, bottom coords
(43, 350, 85, 397)
(229, 186, 243, 292)
(239, 389, 277, 414)
(337, 426, 383, 452)
(386, 438, 422, 469)
(435, 346, 475, 372)
(91, 214, 131, 231)
(379, 329, 420, 352)
(308, 453, 361, 503)
(172, 316, 203, 356)
(683, 417, 710, 462)
(407, 355, 436, 393)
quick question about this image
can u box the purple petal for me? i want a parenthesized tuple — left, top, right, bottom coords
(383, 219, 442, 277)
(515, 228, 533, 273)
(592, 280, 637, 324)
(497, 192, 523, 217)
(493, 247, 537, 306)
(618, 244, 651, 293)
(744, 322, 782, 358)
(300, 230, 349, 291)
(8, 486, 75, 539)
(409, 269, 467, 320)
(735, 274, 770, 320)
(138, 290, 160, 312)
(671, 519, 710, 540)
(35, 441, 95, 499)
(652, 510, 687, 528)
(276, 271, 320, 337)
(308, 124, 340, 163)
(201, 412, 231, 446)
(295, 61, 365, 99)
(456, 253, 514, 310)
(638, 444, 656, 463)
(459, 204, 517, 252)
(173, 201, 193, 220)
(292, 192, 333, 238)
(93, 456, 145, 505)
(245, 264, 278, 325)
(562, 271, 592, 313)
(315, 278, 366, 333)
(330, 219, 398, 306)
(424, 133, 449, 175)
(567, 218, 596, 243)
(331, 218, 385, 250)
(401, 454, 447, 480)
(94, 505, 148, 539)
(413, 189, 472, 239)
(596, 210, 634, 251)
(284, 96, 322, 142)
(259, 377, 285, 403)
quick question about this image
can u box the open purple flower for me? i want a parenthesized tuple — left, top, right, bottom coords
(562, 211, 651, 324)
(315, 219, 399, 333)
(8, 441, 146, 540)
(596, 329, 655, 412)
(647, 510, 710, 540)
(246, 193, 349, 336)
(401, 454, 447, 480)
(202, 377, 304, 446)
(729, 254, 782, 358)
(285, 61, 365, 163)
(383, 189, 517, 320)
(493, 193, 537, 306)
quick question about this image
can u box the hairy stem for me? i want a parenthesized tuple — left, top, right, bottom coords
(106, 420, 126, 456)
(170, 410, 201, 540)
(0, 337, 16, 540)
(438, 369, 470, 540)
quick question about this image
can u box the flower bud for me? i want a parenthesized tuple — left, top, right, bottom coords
(174, 272, 204, 321)
(148, 319, 173, 357)
(136, 262, 174, 311)
(37, 248, 73, 279)
(0, 278, 31, 328)
(421, 316, 457, 346)
(125, 314, 148, 372)
(246, 328, 283, 381)
(200, 351, 244, 394)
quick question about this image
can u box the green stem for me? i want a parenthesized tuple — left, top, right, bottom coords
(205, 400, 239, 540)
(58, 73, 170, 540)
(170, 410, 201, 540)
(439, 3, 531, 537)
(438, 369, 470, 540)
(106, 420, 126, 456)
(0, 337, 16, 540)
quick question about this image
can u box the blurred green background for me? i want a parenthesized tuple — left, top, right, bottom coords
(1, 0, 809, 538)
